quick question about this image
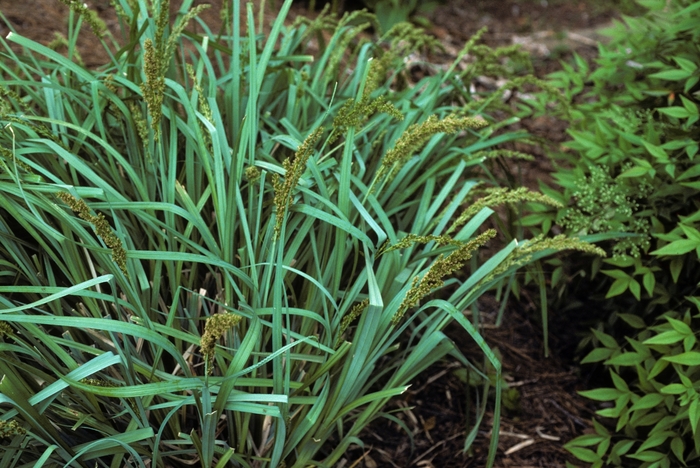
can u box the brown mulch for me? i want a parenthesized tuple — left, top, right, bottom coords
(341, 294, 596, 468)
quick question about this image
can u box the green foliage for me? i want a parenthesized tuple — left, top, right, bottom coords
(523, 0, 700, 465)
(305, 0, 439, 34)
(360, 0, 440, 33)
(0, 1, 572, 467)
(566, 300, 700, 468)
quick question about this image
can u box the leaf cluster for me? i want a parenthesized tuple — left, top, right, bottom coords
(521, 0, 700, 465)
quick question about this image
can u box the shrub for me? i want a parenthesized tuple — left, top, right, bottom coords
(522, 0, 700, 466)
(0, 0, 592, 466)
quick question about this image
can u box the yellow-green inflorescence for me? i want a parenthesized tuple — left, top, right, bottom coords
(375, 115, 489, 187)
(379, 234, 463, 255)
(447, 187, 563, 235)
(328, 56, 404, 144)
(272, 127, 325, 239)
(381, 21, 444, 55)
(185, 64, 213, 125)
(58, 0, 106, 37)
(140, 38, 166, 139)
(481, 234, 607, 286)
(48, 33, 84, 66)
(245, 166, 261, 184)
(326, 16, 373, 81)
(0, 146, 34, 175)
(0, 321, 12, 337)
(336, 298, 369, 347)
(56, 193, 128, 277)
(140, 1, 210, 139)
(128, 102, 152, 162)
(0, 420, 26, 438)
(393, 229, 497, 324)
(185, 63, 214, 153)
(200, 313, 243, 374)
(517, 234, 607, 258)
(79, 378, 118, 388)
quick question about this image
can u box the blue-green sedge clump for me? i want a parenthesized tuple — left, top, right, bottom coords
(56, 193, 128, 277)
(200, 313, 243, 374)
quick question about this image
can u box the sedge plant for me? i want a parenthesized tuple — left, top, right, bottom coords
(0, 1, 598, 466)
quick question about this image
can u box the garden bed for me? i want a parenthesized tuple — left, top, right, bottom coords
(0, 1, 641, 466)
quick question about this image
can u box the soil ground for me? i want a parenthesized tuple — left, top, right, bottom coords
(0, 0, 639, 466)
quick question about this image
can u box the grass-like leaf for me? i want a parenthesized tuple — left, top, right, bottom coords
(0, 1, 579, 466)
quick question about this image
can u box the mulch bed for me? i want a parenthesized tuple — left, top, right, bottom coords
(341, 294, 596, 468)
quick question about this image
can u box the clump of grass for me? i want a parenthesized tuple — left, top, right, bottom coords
(0, 1, 593, 466)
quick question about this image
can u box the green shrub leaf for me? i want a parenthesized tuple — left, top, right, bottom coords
(617, 313, 646, 329)
(593, 329, 620, 349)
(659, 384, 688, 395)
(642, 141, 669, 161)
(606, 352, 645, 366)
(673, 56, 698, 73)
(628, 279, 642, 301)
(582, 347, 614, 363)
(649, 69, 692, 80)
(690, 398, 700, 435)
(658, 106, 691, 118)
(566, 446, 602, 463)
(606, 278, 631, 298)
(670, 436, 685, 462)
(611, 439, 636, 457)
(670, 257, 684, 282)
(661, 352, 700, 366)
(644, 330, 685, 345)
(626, 450, 666, 462)
(579, 388, 623, 401)
(668, 317, 693, 335)
(629, 393, 666, 411)
(618, 165, 652, 178)
(642, 272, 656, 296)
(569, 433, 608, 447)
(651, 239, 700, 256)
(636, 431, 674, 452)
